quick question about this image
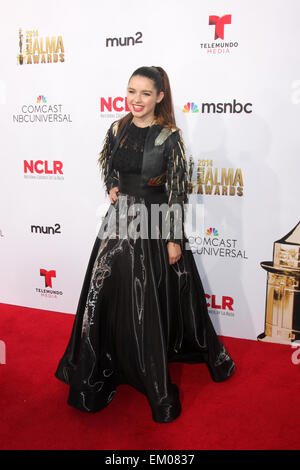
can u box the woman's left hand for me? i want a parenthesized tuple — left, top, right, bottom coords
(167, 242, 182, 265)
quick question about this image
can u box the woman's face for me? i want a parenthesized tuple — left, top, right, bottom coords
(127, 75, 164, 125)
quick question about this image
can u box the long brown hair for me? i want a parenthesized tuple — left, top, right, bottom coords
(117, 66, 177, 135)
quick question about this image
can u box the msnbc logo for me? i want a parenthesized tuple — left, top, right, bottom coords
(182, 102, 199, 113)
(36, 95, 47, 103)
(206, 227, 219, 236)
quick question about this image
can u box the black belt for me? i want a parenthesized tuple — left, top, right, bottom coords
(118, 173, 167, 204)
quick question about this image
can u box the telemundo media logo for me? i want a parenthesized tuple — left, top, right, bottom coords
(200, 14, 239, 54)
(35, 268, 63, 299)
(209, 14, 232, 40)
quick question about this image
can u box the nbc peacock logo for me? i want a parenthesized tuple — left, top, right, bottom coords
(37, 95, 46, 103)
(206, 227, 219, 236)
(182, 102, 199, 113)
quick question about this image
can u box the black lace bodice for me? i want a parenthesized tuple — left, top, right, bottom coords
(112, 122, 149, 174)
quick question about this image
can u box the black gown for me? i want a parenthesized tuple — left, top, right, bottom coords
(55, 122, 235, 423)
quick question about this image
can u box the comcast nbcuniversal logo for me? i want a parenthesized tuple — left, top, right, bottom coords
(12, 94, 72, 124)
(188, 227, 248, 259)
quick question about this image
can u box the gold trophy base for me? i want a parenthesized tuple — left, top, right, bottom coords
(257, 323, 298, 345)
(257, 333, 295, 345)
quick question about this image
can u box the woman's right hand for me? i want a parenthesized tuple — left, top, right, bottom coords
(109, 187, 119, 204)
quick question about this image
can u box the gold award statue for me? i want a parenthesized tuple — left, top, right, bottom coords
(18, 28, 24, 65)
(258, 221, 300, 344)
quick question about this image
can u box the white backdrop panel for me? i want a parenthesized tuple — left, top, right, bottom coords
(0, 0, 299, 340)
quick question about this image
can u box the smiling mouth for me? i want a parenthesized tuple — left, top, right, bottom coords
(132, 105, 144, 112)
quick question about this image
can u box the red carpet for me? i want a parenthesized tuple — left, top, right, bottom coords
(0, 302, 299, 450)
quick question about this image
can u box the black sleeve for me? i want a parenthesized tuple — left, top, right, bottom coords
(98, 122, 119, 195)
(165, 130, 189, 249)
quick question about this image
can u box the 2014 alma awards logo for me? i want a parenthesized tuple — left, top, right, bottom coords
(17, 28, 65, 65)
(187, 159, 244, 197)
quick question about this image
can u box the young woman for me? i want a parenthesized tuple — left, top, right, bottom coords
(55, 66, 235, 423)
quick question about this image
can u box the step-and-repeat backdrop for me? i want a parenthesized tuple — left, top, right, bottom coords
(0, 0, 299, 343)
